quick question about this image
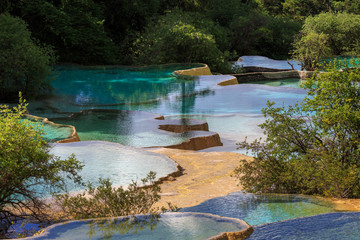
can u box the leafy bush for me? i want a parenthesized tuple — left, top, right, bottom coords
(234, 61, 360, 198)
(291, 31, 332, 71)
(0, 94, 83, 237)
(56, 171, 178, 219)
(302, 12, 360, 56)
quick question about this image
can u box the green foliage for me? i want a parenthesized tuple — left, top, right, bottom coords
(57, 171, 178, 219)
(291, 31, 332, 71)
(11, 0, 117, 64)
(230, 12, 301, 59)
(291, 12, 360, 70)
(234, 61, 360, 198)
(5, 0, 302, 70)
(0, 13, 54, 101)
(0, 94, 83, 237)
(259, 0, 360, 19)
(132, 10, 231, 72)
(302, 12, 360, 56)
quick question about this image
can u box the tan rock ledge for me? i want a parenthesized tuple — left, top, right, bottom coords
(173, 64, 212, 76)
(163, 132, 223, 151)
(151, 148, 251, 209)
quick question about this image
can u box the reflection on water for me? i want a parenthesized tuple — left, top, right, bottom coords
(86, 215, 159, 240)
(248, 212, 360, 240)
(181, 192, 338, 225)
(247, 78, 302, 88)
(29, 213, 249, 240)
(51, 64, 204, 106)
(50, 110, 214, 147)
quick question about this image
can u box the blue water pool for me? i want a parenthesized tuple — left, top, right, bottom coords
(248, 212, 360, 240)
(181, 192, 338, 226)
(50, 141, 178, 191)
(50, 64, 206, 106)
(24, 213, 251, 240)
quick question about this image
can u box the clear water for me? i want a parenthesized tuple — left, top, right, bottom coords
(50, 141, 178, 191)
(51, 64, 206, 106)
(181, 192, 338, 226)
(166, 114, 265, 153)
(22, 118, 73, 143)
(248, 212, 360, 240)
(27, 63, 307, 150)
(26, 213, 249, 240)
(234, 56, 301, 70)
(50, 110, 214, 148)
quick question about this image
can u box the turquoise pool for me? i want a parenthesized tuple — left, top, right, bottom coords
(181, 192, 339, 226)
(26, 63, 307, 151)
(22, 117, 74, 143)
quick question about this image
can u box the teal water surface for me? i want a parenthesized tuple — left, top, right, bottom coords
(181, 192, 338, 226)
(51, 110, 214, 147)
(22, 117, 73, 143)
(51, 64, 205, 106)
(25, 63, 308, 152)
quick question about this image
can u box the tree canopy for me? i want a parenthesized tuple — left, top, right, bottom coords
(0, 13, 54, 100)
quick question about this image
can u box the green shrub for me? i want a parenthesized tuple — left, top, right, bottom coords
(0, 94, 83, 237)
(56, 172, 178, 219)
(234, 61, 360, 198)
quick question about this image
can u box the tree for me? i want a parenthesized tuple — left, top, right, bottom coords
(230, 12, 300, 59)
(291, 12, 360, 71)
(0, 13, 54, 101)
(131, 10, 231, 72)
(234, 61, 360, 198)
(301, 12, 360, 56)
(0, 95, 83, 238)
(291, 31, 332, 71)
(11, 0, 117, 65)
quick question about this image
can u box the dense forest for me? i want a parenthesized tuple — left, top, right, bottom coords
(1, 0, 360, 99)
